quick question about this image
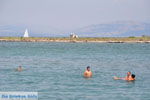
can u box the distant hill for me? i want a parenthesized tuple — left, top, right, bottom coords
(0, 25, 64, 37)
(0, 25, 26, 37)
(0, 21, 150, 37)
(74, 21, 150, 37)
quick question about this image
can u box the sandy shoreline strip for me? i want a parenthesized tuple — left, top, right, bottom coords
(0, 37, 150, 43)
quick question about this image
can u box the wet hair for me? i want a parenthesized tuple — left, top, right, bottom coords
(87, 66, 90, 69)
(131, 74, 135, 78)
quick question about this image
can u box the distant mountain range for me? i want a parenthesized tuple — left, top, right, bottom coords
(0, 25, 64, 37)
(0, 21, 150, 37)
(74, 21, 150, 37)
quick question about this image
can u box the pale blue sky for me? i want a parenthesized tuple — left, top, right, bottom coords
(0, 0, 149, 33)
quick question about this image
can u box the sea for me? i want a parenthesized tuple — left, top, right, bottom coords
(0, 42, 150, 100)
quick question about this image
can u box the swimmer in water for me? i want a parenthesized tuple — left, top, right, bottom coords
(17, 66, 23, 72)
(114, 72, 135, 81)
(84, 66, 92, 78)
(125, 71, 131, 80)
(128, 74, 136, 81)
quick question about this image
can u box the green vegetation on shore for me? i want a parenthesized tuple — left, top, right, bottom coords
(0, 36, 150, 43)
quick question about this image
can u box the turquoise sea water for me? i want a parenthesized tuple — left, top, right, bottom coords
(0, 42, 150, 100)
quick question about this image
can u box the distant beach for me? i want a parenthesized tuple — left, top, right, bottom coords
(0, 37, 150, 43)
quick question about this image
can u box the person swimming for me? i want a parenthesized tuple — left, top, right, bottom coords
(125, 71, 131, 80)
(128, 74, 136, 81)
(17, 66, 23, 72)
(114, 72, 135, 81)
(84, 66, 92, 78)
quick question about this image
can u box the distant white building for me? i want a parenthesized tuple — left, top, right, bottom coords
(70, 33, 78, 38)
(23, 29, 29, 37)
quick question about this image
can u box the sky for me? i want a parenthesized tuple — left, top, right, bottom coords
(0, 0, 150, 34)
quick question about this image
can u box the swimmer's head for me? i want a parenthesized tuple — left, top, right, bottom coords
(131, 74, 135, 79)
(17, 66, 23, 72)
(87, 66, 90, 71)
(127, 71, 131, 76)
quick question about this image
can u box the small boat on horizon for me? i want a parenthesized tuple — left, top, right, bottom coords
(23, 29, 29, 37)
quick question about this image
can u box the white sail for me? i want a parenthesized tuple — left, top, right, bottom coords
(24, 29, 29, 37)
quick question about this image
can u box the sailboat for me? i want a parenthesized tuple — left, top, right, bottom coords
(23, 29, 29, 37)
